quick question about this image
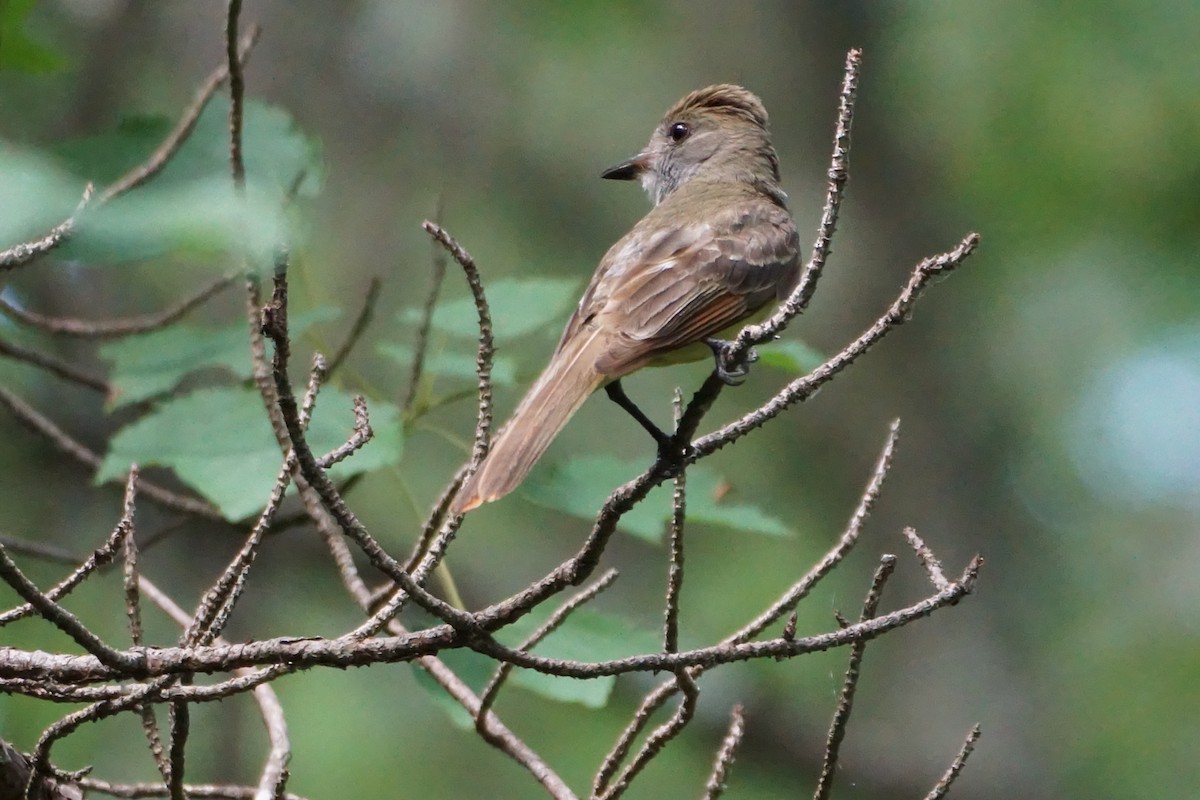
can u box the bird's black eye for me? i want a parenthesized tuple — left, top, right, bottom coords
(668, 121, 690, 143)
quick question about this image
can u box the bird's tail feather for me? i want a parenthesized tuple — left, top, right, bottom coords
(452, 332, 607, 513)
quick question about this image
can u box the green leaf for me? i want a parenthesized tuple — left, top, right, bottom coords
(376, 341, 518, 387)
(55, 98, 323, 199)
(52, 116, 173, 186)
(64, 177, 290, 265)
(100, 308, 340, 409)
(758, 339, 825, 374)
(52, 98, 323, 265)
(0, 0, 66, 74)
(400, 276, 579, 340)
(522, 454, 790, 541)
(96, 385, 403, 521)
(503, 611, 660, 708)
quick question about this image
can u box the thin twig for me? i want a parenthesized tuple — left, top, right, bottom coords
(692, 234, 978, 461)
(0, 547, 141, 673)
(225, 0, 246, 191)
(475, 569, 619, 728)
(100, 26, 261, 203)
(167, 696, 190, 800)
(730, 48, 862, 362)
(701, 705, 746, 800)
(0, 384, 224, 520)
(259, 260, 474, 630)
(904, 526, 950, 591)
(924, 724, 982, 800)
(0, 472, 135, 627)
(0, 185, 92, 272)
(421, 220, 495, 471)
(0, 275, 235, 338)
(325, 277, 382, 377)
(596, 671, 699, 800)
(0, 336, 108, 393)
(812, 555, 896, 800)
(664, 389, 687, 654)
(76, 779, 306, 800)
(404, 200, 449, 415)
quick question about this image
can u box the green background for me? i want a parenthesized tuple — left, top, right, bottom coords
(1, 2, 1198, 798)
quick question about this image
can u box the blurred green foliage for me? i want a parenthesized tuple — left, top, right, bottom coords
(0, 3, 1197, 799)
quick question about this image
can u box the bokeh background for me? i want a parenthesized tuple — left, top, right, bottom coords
(2, 2, 1198, 798)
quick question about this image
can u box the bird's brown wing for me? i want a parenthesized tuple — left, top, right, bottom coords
(593, 203, 799, 375)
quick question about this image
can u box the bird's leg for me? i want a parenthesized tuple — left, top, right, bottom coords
(703, 337, 758, 385)
(605, 380, 690, 459)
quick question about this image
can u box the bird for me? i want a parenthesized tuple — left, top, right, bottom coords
(451, 84, 800, 514)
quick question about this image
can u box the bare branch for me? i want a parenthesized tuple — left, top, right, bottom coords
(924, 724, 982, 800)
(0, 185, 92, 272)
(404, 200, 449, 415)
(664, 389, 687, 655)
(76, 779, 306, 800)
(476, 569, 619, 727)
(595, 671, 699, 800)
(0, 275, 235, 338)
(812, 555, 896, 800)
(421, 220, 495, 471)
(0, 336, 108, 394)
(0, 544, 142, 673)
(325, 277, 382, 377)
(731, 48, 862, 358)
(100, 27, 261, 203)
(693, 234, 979, 461)
(225, 0, 247, 190)
(904, 526, 950, 591)
(1, 470, 136, 627)
(0, 384, 224, 521)
(701, 705, 746, 800)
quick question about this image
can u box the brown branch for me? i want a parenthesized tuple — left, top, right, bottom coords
(595, 671, 699, 800)
(0, 557, 979, 684)
(0, 336, 108, 393)
(225, 0, 246, 191)
(0, 384, 224, 521)
(924, 724, 982, 800)
(664, 390, 687, 654)
(0, 470, 136, 627)
(0, 185, 92, 272)
(692, 234, 978, 461)
(701, 705, 746, 800)
(100, 27, 261, 203)
(421, 220, 495, 471)
(325, 276, 382, 377)
(75, 779, 305, 800)
(729, 48, 862, 361)
(403, 200, 449, 415)
(904, 526, 950, 591)
(0, 543, 142, 673)
(0, 275, 235, 338)
(475, 569, 619, 728)
(812, 555, 896, 800)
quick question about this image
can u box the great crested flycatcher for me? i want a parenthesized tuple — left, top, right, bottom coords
(452, 84, 800, 514)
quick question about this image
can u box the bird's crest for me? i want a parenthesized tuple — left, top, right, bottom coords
(665, 84, 769, 129)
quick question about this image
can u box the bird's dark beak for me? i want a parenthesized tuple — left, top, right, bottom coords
(601, 154, 649, 181)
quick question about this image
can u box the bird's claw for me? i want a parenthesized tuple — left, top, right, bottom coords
(704, 337, 756, 385)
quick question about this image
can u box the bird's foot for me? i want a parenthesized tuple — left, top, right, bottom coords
(704, 337, 757, 385)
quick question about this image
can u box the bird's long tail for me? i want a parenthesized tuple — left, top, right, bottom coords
(451, 330, 608, 514)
